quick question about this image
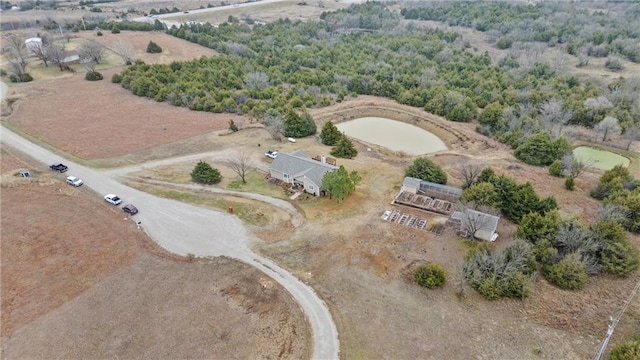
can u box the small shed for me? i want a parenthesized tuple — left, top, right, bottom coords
(451, 209, 500, 242)
(24, 37, 42, 54)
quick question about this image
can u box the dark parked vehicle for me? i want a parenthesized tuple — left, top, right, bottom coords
(123, 204, 138, 215)
(50, 163, 68, 173)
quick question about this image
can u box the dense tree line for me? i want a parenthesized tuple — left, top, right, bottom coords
(65, 19, 164, 32)
(401, 1, 640, 63)
(463, 167, 557, 224)
(111, 2, 639, 153)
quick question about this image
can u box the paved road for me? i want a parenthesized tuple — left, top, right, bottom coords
(131, 0, 286, 28)
(0, 127, 339, 360)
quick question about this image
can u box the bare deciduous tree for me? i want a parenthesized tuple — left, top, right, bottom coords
(539, 98, 571, 137)
(555, 222, 599, 256)
(562, 152, 592, 179)
(262, 109, 285, 141)
(78, 40, 105, 64)
(243, 71, 269, 91)
(84, 60, 97, 73)
(111, 40, 135, 64)
(594, 116, 621, 142)
(30, 36, 52, 67)
(599, 204, 629, 224)
(623, 125, 640, 150)
(48, 41, 67, 71)
(456, 202, 499, 241)
(6, 35, 30, 79)
(226, 152, 255, 184)
(583, 96, 613, 124)
(456, 160, 483, 189)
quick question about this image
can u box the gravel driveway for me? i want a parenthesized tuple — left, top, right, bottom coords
(0, 126, 339, 360)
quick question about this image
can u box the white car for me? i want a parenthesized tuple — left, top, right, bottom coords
(65, 176, 83, 187)
(104, 194, 122, 205)
(265, 150, 278, 159)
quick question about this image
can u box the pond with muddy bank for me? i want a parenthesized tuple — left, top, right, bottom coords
(336, 117, 447, 156)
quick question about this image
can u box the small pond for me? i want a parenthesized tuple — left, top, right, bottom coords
(335, 117, 447, 156)
(573, 146, 630, 171)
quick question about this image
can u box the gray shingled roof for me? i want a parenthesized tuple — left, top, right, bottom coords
(270, 152, 338, 186)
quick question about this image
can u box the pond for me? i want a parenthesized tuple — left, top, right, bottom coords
(573, 146, 630, 171)
(335, 117, 447, 156)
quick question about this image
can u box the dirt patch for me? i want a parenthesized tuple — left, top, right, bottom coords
(2, 254, 311, 360)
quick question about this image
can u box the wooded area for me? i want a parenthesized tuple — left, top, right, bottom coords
(112, 2, 639, 155)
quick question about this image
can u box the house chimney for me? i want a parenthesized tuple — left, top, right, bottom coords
(321, 155, 326, 164)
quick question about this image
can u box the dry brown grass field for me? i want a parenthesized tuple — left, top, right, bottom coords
(1, 6, 640, 360)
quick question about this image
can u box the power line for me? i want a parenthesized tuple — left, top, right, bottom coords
(593, 277, 640, 360)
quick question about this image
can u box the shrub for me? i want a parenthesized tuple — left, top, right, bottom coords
(0, 69, 7, 76)
(549, 160, 564, 177)
(228, 119, 238, 132)
(608, 336, 640, 360)
(111, 73, 123, 83)
(405, 157, 447, 184)
(496, 37, 513, 49)
(514, 131, 558, 166)
(320, 121, 342, 146)
(605, 58, 623, 71)
(331, 135, 358, 159)
(414, 263, 446, 289)
(96, 31, 103, 36)
(111, 27, 120, 34)
(591, 221, 640, 276)
(146, 41, 163, 53)
(85, 71, 103, 81)
(191, 160, 221, 184)
(516, 211, 561, 244)
(543, 253, 588, 290)
(460, 182, 501, 209)
(463, 241, 534, 300)
(9, 73, 33, 83)
(564, 177, 575, 190)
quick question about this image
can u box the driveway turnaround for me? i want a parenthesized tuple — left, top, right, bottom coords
(1, 127, 339, 360)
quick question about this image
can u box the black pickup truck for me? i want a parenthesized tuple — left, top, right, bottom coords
(50, 163, 68, 173)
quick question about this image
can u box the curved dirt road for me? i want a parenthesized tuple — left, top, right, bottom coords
(0, 127, 338, 360)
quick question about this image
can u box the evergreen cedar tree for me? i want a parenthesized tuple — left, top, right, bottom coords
(330, 135, 358, 159)
(320, 122, 342, 146)
(191, 160, 221, 184)
(284, 110, 316, 138)
(404, 158, 447, 185)
(146, 41, 162, 54)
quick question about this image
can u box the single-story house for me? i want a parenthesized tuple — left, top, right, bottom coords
(451, 208, 500, 242)
(268, 150, 337, 196)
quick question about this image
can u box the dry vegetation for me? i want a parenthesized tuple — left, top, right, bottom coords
(2, 6, 640, 360)
(0, 146, 311, 359)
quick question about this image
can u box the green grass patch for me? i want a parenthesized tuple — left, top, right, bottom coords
(130, 183, 271, 226)
(224, 172, 286, 198)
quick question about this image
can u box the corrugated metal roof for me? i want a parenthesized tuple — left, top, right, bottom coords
(403, 176, 422, 188)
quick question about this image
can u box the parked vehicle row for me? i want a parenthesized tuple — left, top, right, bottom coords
(51, 163, 138, 215)
(50, 163, 68, 173)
